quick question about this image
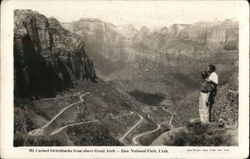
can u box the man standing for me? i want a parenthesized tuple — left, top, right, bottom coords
(207, 64, 218, 122)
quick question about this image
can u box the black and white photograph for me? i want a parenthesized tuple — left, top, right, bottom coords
(13, 1, 240, 147)
(1, 0, 249, 158)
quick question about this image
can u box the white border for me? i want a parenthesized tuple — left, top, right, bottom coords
(1, 0, 249, 158)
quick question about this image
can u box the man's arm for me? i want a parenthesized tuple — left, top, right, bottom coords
(207, 81, 218, 88)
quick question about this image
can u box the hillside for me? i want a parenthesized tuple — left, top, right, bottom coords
(14, 78, 142, 146)
(107, 57, 195, 107)
(14, 10, 157, 146)
(151, 63, 239, 146)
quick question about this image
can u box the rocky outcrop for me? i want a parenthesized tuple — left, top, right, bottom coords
(128, 21, 238, 86)
(62, 19, 127, 76)
(214, 63, 239, 127)
(131, 21, 238, 55)
(14, 10, 96, 99)
(151, 121, 238, 146)
(116, 24, 138, 39)
(62, 19, 238, 82)
(177, 21, 239, 51)
(169, 24, 192, 36)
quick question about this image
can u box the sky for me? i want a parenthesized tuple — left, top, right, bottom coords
(16, 1, 240, 29)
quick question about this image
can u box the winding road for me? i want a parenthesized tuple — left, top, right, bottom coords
(50, 120, 99, 135)
(132, 120, 161, 145)
(28, 92, 90, 136)
(28, 89, 135, 136)
(130, 106, 177, 145)
(28, 91, 173, 146)
(161, 106, 174, 128)
(29, 92, 136, 137)
(119, 113, 144, 143)
(50, 112, 134, 136)
(118, 105, 177, 145)
(39, 92, 81, 101)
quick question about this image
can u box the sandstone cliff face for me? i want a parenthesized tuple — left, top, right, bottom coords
(129, 21, 238, 81)
(116, 24, 138, 39)
(177, 21, 239, 51)
(62, 19, 238, 67)
(61, 19, 238, 89)
(14, 10, 96, 98)
(62, 19, 127, 75)
(131, 21, 238, 55)
(168, 24, 192, 36)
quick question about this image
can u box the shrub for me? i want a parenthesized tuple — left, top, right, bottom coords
(164, 123, 234, 146)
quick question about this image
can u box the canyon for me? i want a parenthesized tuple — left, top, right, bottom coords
(14, 9, 239, 146)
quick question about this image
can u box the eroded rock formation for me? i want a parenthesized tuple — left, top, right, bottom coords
(14, 10, 96, 98)
(62, 19, 127, 75)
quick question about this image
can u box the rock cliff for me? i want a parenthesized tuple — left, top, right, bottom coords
(131, 21, 238, 55)
(176, 21, 239, 51)
(14, 10, 96, 99)
(62, 19, 127, 76)
(62, 19, 238, 81)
